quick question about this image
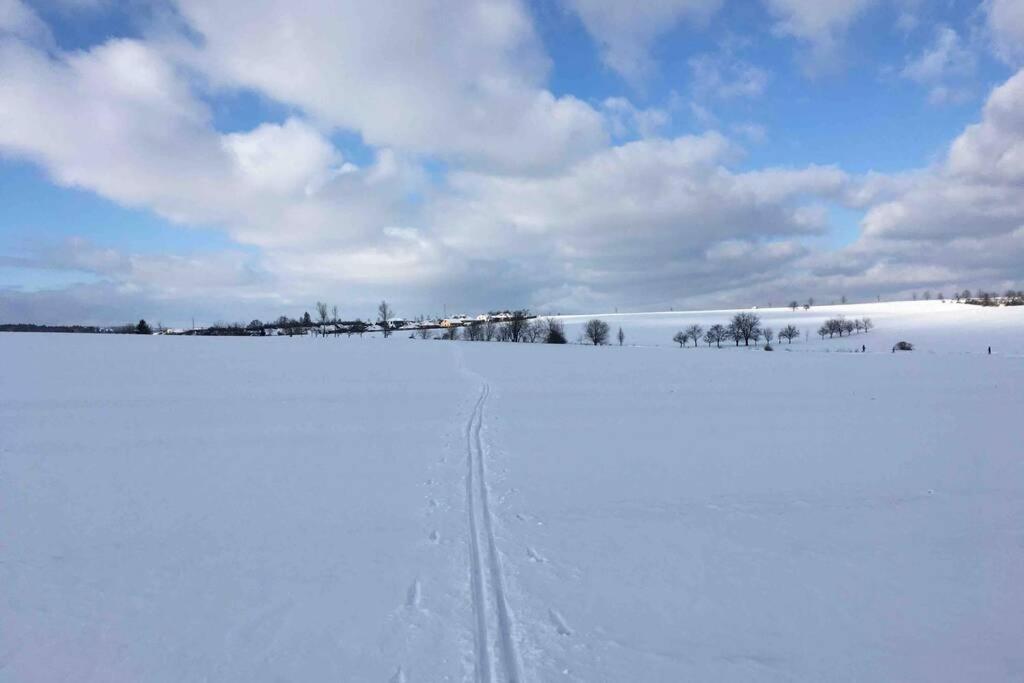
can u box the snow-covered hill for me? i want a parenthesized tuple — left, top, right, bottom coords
(2, 304, 1021, 681)
(557, 300, 1024, 354)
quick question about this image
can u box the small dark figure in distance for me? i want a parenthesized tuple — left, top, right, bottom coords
(988, 346, 992, 355)
(862, 344, 865, 353)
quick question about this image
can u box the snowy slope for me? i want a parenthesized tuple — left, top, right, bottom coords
(2, 304, 1022, 681)
(557, 300, 1024, 355)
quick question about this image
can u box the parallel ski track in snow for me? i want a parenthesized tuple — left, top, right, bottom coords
(465, 383, 523, 683)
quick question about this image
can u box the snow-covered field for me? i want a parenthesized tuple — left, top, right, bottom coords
(2, 302, 1022, 681)
(558, 300, 1024, 355)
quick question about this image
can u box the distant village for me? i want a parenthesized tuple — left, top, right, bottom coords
(159, 310, 535, 337)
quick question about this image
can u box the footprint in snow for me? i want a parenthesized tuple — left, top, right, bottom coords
(549, 608, 572, 636)
(390, 666, 407, 683)
(527, 547, 547, 563)
(406, 580, 421, 609)
(429, 530, 440, 543)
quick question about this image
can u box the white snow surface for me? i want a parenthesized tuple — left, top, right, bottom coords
(2, 302, 1022, 681)
(557, 300, 1024, 354)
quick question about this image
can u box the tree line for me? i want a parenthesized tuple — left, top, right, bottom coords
(956, 290, 1024, 307)
(419, 313, 568, 344)
(662, 313, 875, 349)
(816, 316, 873, 339)
(668, 313, 787, 349)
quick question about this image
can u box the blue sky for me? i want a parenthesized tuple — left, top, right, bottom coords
(1, 0, 1022, 324)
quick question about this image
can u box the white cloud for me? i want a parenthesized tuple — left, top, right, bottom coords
(601, 97, 670, 139)
(762, 0, 876, 72)
(902, 27, 975, 83)
(988, 0, 1024, 65)
(689, 53, 770, 99)
(0, 0, 50, 43)
(0, 35, 427, 253)
(563, 0, 722, 82)
(429, 133, 847, 309)
(222, 119, 343, 195)
(862, 68, 1024, 241)
(167, 0, 607, 173)
(901, 26, 976, 104)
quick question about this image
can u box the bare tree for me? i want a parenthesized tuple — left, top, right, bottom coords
(498, 310, 530, 343)
(483, 319, 497, 341)
(685, 324, 703, 348)
(585, 319, 610, 345)
(730, 313, 761, 346)
(316, 301, 329, 337)
(862, 317, 873, 333)
(702, 328, 715, 347)
(727, 322, 741, 346)
(464, 321, 484, 341)
(779, 324, 799, 344)
(673, 330, 687, 348)
(762, 327, 774, 346)
(522, 319, 544, 343)
(378, 300, 393, 338)
(443, 324, 460, 340)
(708, 323, 726, 348)
(789, 301, 799, 311)
(617, 327, 625, 346)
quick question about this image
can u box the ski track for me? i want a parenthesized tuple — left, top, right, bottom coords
(466, 383, 524, 683)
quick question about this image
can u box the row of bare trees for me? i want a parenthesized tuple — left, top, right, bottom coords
(816, 317, 873, 339)
(673, 313, 772, 348)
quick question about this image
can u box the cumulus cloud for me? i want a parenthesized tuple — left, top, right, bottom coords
(784, 69, 1024, 303)
(863, 68, 1024, 240)
(0, 32, 429, 253)
(429, 133, 848, 309)
(563, 0, 722, 82)
(222, 120, 345, 195)
(167, 0, 607, 173)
